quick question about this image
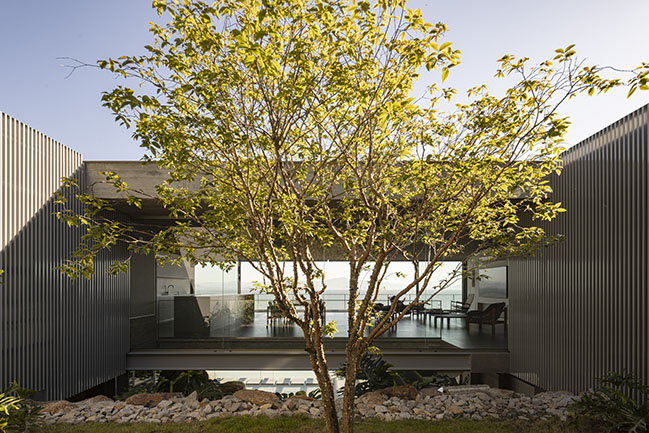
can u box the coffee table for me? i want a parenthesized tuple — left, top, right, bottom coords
(431, 311, 467, 328)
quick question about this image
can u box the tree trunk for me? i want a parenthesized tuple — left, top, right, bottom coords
(340, 351, 359, 433)
(305, 333, 339, 433)
(341, 272, 361, 433)
(314, 369, 340, 433)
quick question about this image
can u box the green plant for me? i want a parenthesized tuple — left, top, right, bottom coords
(115, 381, 158, 401)
(0, 382, 42, 433)
(408, 372, 459, 390)
(570, 371, 649, 432)
(275, 391, 299, 401)
(157, 370, 209, 394)
(337, 354, 403, 397)
(0, 394, 20, 433)
(308, 388, 322, 400)
(156, 370, 223, 400)
(196, 380, 224, 401)
(117, 371, 223, 401)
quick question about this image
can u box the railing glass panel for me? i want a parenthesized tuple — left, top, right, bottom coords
(156, 292, 466, 341)
(156, 260, 474, 346)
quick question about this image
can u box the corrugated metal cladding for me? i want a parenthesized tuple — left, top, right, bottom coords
(0, 111, 130, 400)
(508, 104, 649, 395)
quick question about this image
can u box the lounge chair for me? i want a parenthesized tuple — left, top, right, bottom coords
(449, 293, 475, 313)
(465, 302, 507, 335)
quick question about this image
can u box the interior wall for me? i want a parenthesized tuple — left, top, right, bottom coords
(465, 257, 510, 310)
(130, 253, 157, 350)
(156, 256, 192, 296)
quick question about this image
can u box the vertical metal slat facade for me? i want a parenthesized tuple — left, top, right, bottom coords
(509, 105, 649, 395)
(0, 111, 130, 400)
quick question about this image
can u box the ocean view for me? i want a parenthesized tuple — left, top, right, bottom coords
(195, 261, 463, 310)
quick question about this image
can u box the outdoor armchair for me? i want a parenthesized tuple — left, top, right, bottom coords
(449, 293, 475, 313)
(465, 302, 507, 335)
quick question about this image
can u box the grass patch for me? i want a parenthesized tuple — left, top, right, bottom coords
(37, 415, 599, 433)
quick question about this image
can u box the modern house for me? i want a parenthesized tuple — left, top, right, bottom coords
(1, 104, 647, 400)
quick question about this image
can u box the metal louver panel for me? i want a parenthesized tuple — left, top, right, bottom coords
(0, 111, 130, 400)
(508, 105, 649, 396)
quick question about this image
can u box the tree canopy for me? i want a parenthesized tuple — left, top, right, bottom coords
(56, 1, 649, 432)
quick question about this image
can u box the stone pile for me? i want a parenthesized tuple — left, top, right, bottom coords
(354, 385, 576, 422)
(38, 384, 576, 425)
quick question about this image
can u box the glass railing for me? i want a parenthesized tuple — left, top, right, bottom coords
(156, 292, 466, 342)
(253, 293, 463, 312)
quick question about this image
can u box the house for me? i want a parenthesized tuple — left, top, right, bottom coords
(1, 105, 647, 399)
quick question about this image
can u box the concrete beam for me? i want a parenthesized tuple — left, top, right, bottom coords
(124, 349, 506, 372)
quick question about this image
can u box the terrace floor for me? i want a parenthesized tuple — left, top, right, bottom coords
(158, 311, 507, 352)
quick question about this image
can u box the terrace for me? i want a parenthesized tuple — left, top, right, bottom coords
(127, 274, 508, 376)
(152, 256, 507, 349)
(155, 294, 507, 351)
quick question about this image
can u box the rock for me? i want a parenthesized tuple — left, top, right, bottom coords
(125, 393, 165, 408)
(263, 408, 279, 417)
(288, 394, 315, 403)
(157, 400, 173, 409)
(59, 411, 77, 423)
(418, 388, 442, 398)
(120, 406, 134, 417)
(284, 395, 314, 410)
(220, 381, 246, 395)
(448, 405, 464, 416)
(445, 385, 490, 395)
(534, 390, 574, 400)
(38, 380, 583, 425)
(358, 391, 385, 405)
(186, 391, 198, 404)
(40, 400, 77, 415)
(233, 389, 279, 407)
(380, 385, 418, 400)
(374, 404, 388, 413)
(80, 395, 113, 405)
(487, 388, 515, 398)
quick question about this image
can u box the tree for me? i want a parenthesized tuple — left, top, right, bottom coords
(57, 0, 649, 432)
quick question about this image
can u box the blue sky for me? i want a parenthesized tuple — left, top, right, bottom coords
(1, 0, 648, 160)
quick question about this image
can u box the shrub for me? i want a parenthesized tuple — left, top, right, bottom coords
(0, 382, 42, 433)
(336, 354, 404, 397)
(117, 371, 223, 401)
(409, 372, 460, 390)
(570, 371, 649, 433)
(0, 393, 20, 433)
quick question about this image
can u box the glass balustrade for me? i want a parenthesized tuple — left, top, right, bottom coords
(156, 261, 470, 347)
